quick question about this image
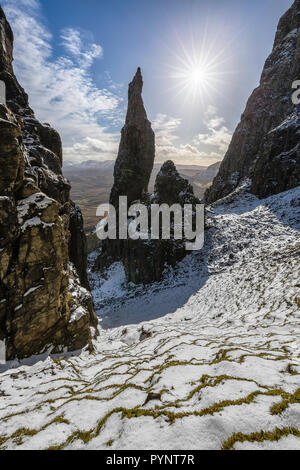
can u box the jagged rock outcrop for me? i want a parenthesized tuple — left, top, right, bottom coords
(95, 68, 155, 271)
(251, 111, 300, 198)
(69, 201, 90, 289)
(0, 7, 97, 360)
(121, 162, 200, 283)
(122, 236, 186, 284)
(0, 6, 13, 75)
(154, 160, 200, 206)
(95, 70, 202, 284)
(110, 67, 155, 208)
(206, 0, 300, 203)
(87, 230, 102, 254)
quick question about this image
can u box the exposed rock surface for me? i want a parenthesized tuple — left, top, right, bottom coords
(87, 231, 102, 255)
(0, 7, 97, 360)
(110, 67, 155, 208)
(154, 160, 200, 206)
(0, 6, 13, 75)
(69, 201, 90, 289)
(121, 162, 200, 284)
(95, 71, 201, 284)
(206, 0, 300, 203)
(95, 68, 155, 273)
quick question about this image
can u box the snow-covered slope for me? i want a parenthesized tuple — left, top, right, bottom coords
(0, 183, 299, 450)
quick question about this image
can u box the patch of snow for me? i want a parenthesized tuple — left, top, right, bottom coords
(24, 286, 42, 298)
(0, 186, 299, 450)
(21, 217, 54, 232)
(283, 28, 298, 41)
(17, 193, 54, 225)
(69, 307, 87, 323)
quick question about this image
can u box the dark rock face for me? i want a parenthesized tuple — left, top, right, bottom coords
(33, 120, 63, 167)
(110, 68, 155, 208)
(69, 201, 90, 290)
(0, 8, 97, 360)
(154, 160, 200, 206)
(122, 163, 200, 284)
(0, 6, 13, 75)
(251, 112, 300, 198)
(122, 237, 187, 284)
(86, 231, 102, 254)
(206, 0, 300, 203)
(95, 71, 201, 285)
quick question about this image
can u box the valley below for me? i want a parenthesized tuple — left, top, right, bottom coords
(64, 161, 219, 233)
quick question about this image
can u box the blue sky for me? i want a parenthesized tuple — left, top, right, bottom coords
(2, 0, 294, 166)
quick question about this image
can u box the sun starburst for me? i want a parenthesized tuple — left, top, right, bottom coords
(167, 29, 234, 107)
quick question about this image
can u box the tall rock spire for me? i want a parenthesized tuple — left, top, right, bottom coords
(95, 71, 200, 284)
(206, 0, 300, 203)
(110, 67, 155, 208)
(125, 67, 147, 124)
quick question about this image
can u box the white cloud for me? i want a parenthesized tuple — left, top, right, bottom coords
(194, 106, 232, 153)
(60, 28, 103, 68)
(153, 113, 182, 146)
(63, 136, 119, 162)
(10, 0, 39, 8)
(2, 0, 230, 167)
(2, 0, 122, 163)
(152, 113, 223, 166)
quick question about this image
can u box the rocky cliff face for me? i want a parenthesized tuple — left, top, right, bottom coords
(95, 68, 155, 272)
(206, 0, 300, 203)
(0, 6, 97, 360)
(121, 161, 200, 284)
(69, 201, 90, 290)
(154, 160, 200, 206)
(95, 70, 201, 284)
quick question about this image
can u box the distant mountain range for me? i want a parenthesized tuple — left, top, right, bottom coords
(64, 160, 221, 232)
(194, 161, 221, 184)
(63, 159, 115, 170)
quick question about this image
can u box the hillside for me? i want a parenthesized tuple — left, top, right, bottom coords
(0, 184, 299, 450)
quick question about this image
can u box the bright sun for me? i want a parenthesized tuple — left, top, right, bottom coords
(167, 32, 231, 105)
(188, 65, 211, 89)
(170, 59, 220, 104)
